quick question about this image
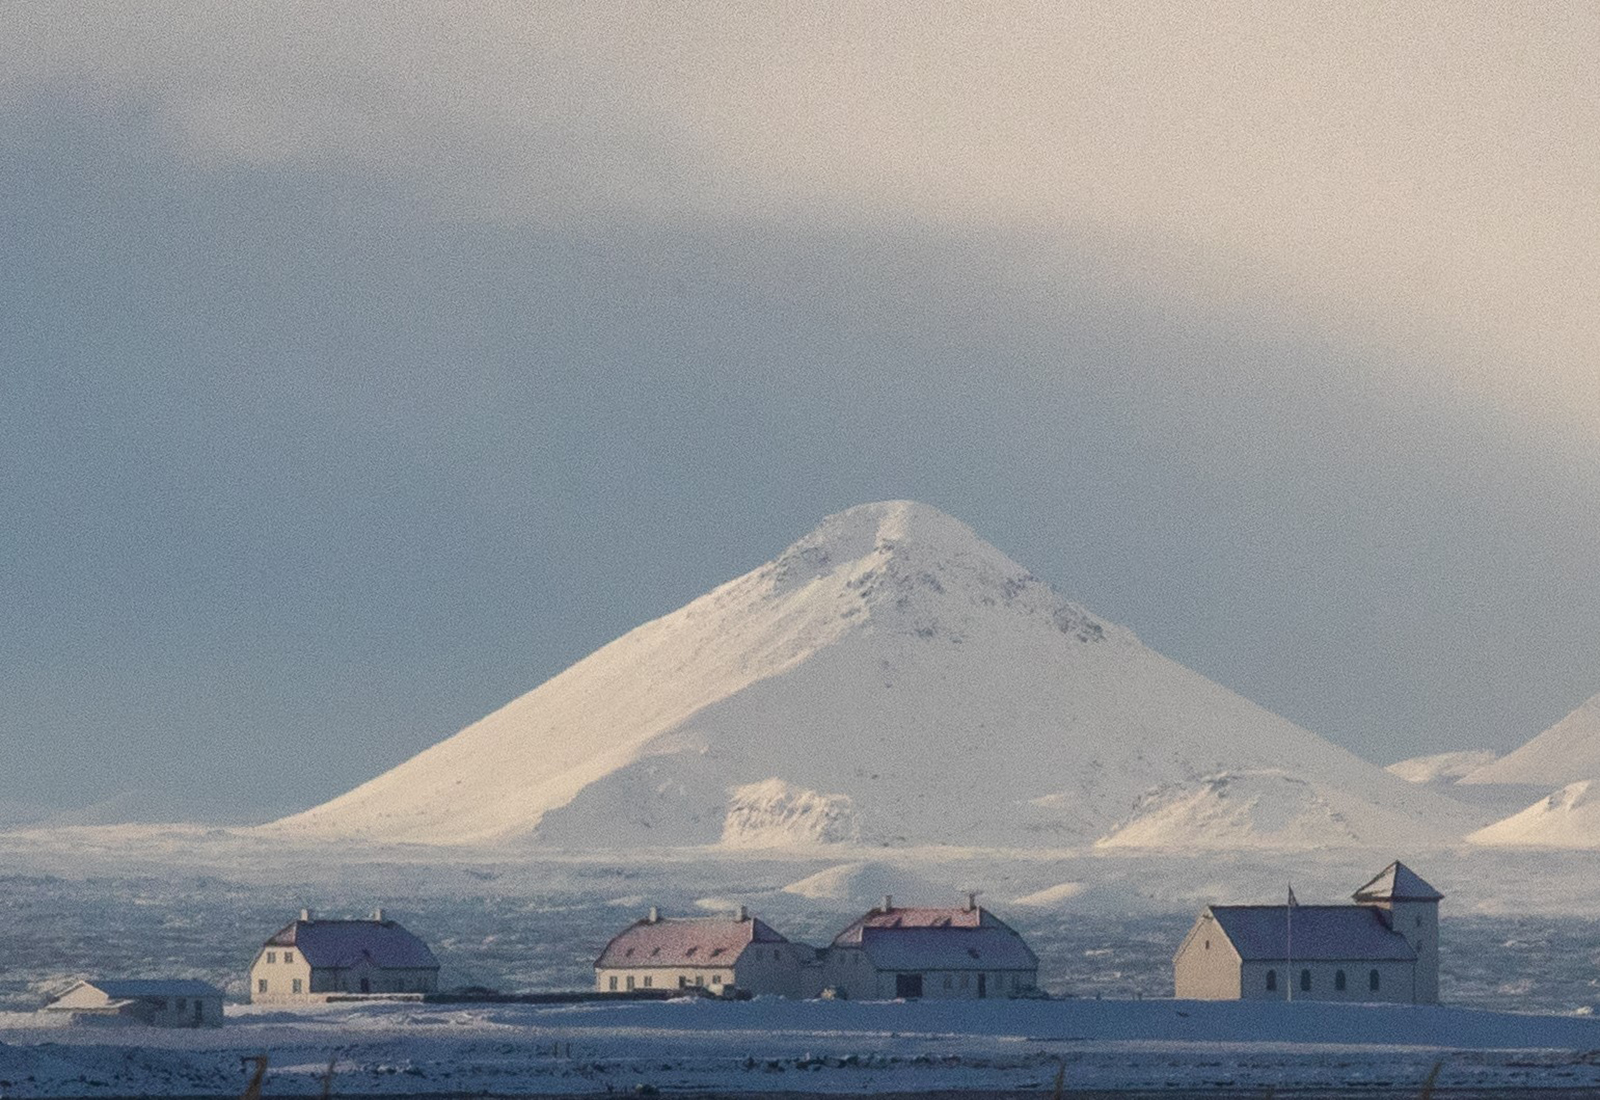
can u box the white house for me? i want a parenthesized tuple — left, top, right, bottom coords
(249, 909, 440, 1003)
(595, 906, 813, 997)
(44, 979, 224, 1027)
(1173, 861, 1443, 1004)
(820, 895, 1040, 1000)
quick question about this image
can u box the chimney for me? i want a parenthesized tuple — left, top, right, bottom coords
(647, 906, 660, 923)
(736, 904, 749, 921)
(966, 892, 979, 912)
(371, 907, 385, 922)
(300, 908, 313, 922)
(881, 894, 893, 913)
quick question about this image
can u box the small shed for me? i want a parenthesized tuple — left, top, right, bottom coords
(45, 979, 224, 1027)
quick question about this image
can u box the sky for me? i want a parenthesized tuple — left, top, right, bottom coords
(3, 2, 1599, 822)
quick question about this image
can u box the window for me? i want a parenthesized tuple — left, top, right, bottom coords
(292, 979, 303, 994)
(153, 999, 167, 1010)
(266, 951, 276, 964)
(626, 976, 635, 990)
(176, 999, 187, 1010)
(608, 976, 618, 991)
(1335, 970, 1346, 991)
(943, 974, 953, 989)
(960, 973, 969, 989)
(1265, 969, 1277, 991)
(258, 979, 268, 993)
(285, 951, 294, 964)
(643, 976, 652, 988)
(1369, 969, 1381, 992)
(1299, 969, 1311, 992)
(694, 974, 704, 986)
(1204, 939, 1210, 950)
(712, 974, 722, 985)
(773, 949, 780, 960)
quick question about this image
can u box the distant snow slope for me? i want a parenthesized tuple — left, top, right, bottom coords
(1462, 692, 1600, 787)
(269, 501, 1479, 849)
(1387, 750, 1500, 784)
(1468, 781, 1600, 848)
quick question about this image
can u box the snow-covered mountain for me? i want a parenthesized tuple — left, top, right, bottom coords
(1468, 781, 1600, 848)
(1461, 692, 1600, 788)
(269, 501, 1479, 850)
(1387, 750, 1500, 785)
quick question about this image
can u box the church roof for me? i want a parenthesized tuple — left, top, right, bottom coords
(1352, 861, 1444, 902)
(1207, 905, 1418, 962)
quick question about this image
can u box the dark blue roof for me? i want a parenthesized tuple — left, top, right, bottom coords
(1353, 861, 1444, 902)
(266, 918, 439, 970)
(1209, 905, 1417, 962)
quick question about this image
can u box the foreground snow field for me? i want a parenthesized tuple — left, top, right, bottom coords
(4, 997, 1600, 1096)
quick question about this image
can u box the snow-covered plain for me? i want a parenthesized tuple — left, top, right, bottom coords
(8, 996, 1600, 1097)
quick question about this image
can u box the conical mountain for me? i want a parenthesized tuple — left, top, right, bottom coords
(1461, 691, 1600, 788)
(271, 501, 1478, 849)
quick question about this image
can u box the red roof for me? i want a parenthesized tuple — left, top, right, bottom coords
(832, 905, 989, 944)
(595, 915, 788, 969)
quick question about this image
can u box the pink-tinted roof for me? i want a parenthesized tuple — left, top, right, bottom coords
(831, 906, 995, 945)
(595, 915, 787, 969)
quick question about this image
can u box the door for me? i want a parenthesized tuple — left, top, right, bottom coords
(360, 977, 370, 993)
(977, 974, 987, 999)
(895, 973, 923, 998)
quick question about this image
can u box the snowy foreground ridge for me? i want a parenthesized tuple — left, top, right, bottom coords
(5, 998, 1600, 1096)
(270, 500, 1483, 850)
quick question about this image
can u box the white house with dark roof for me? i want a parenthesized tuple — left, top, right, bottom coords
(595, 906, 811, 996)
(820, 895, 1039, 1000)
(1173, 861, 1443, 1004)
(44, 979, 224, 1027)
(249, 909, 440, 1003)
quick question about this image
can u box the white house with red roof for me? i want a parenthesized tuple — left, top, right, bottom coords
(820, 895, 1040, 1000)
(595, 906, 812, 997)
(1173, 861, 1443, 1004)
(249, 909, 440, 1003)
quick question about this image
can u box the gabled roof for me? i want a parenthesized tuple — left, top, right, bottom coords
(595, 915, 787, 969)
(266, 918, 439, 970)
(831, 905, 995, 945)
(71, 979, 222, 1000)
(857, 926, 1039, 971)
(1353, 861, 1444, 903)
(1207, 905, 1417, 962)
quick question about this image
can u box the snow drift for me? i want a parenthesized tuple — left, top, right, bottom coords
(269, 501, 1477, 849)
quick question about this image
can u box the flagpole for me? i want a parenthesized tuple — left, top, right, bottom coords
(1286, 882, 1293, 1004)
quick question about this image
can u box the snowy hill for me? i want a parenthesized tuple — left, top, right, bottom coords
(1468, 781, 1600, 848)
(1461, 692, 1600, 788)
(269, 501, 1479, 849)
(1387, 750, 1500, 785)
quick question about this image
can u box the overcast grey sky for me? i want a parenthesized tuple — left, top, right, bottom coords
(4, 3, 1599, 821)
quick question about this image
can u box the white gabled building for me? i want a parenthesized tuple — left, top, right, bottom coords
(249, 909, 440, 1003)
(595, 906, 811, 997)
(1173, 861, 1443, 1004)
(44, 979, 224, 1028)
(820, 895, 1040, 1000)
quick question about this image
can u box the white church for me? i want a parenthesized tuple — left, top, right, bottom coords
(1173, 861, 1442, 1004)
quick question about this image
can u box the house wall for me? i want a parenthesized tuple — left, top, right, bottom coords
(251, 949, 436, 1002)
(1172, 915, 1242, 1000)
(598, 942, 809, 997)
(595, 965, 737, 993)
(1381, 899, 1440, 1004)
(819, 948, 1034, 999)
(1238, 960, 1416, 1003)
(48, 987, 223, 1027)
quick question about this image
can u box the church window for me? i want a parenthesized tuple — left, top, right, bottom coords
(1335, 970, 1347, 991)
(1265, 969, 1277, 991)
(1299, 969, 1311, 992)
(1369, 969, 1381, 991)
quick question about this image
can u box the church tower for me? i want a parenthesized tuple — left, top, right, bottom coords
(1353, 861, 1443, 1004)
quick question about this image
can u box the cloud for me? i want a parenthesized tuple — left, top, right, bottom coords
(7, 3, 1598, 428)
